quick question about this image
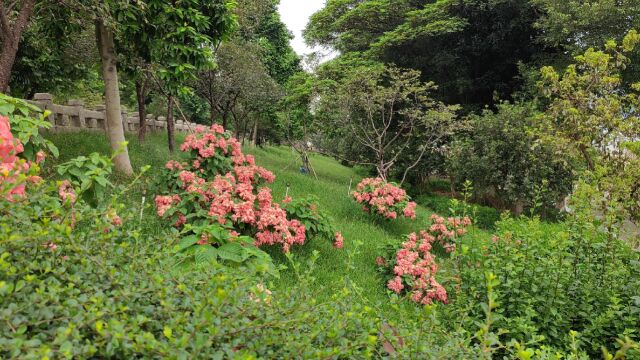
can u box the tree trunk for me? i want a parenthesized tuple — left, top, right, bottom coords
(0, 0, 36, 93)
(251, 120, 258, 146)
(0, 43, 17, 93)
(579, 143, 595, 171)
(166, 94, 175, 152)
(96, 20, 133, 176)
(222, 112, 228, 130)
(135, 79, 147, 142)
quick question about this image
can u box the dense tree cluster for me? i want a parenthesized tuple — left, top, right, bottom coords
(301, 0, 640, 218)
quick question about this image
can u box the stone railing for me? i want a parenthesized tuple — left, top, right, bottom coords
(29, 93, 196, 133)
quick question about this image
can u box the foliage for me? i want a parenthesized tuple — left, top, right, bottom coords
(319, 65, 460, 182)
(154, 124, 340, 255)
(281, 195, 338, 243)
(532, 0, 640, 51)
(306, 0, 563, 110)
(537, 31, 640, 223)
(0, 93, 58, 161)
(377, 214, 471, 305)
(172, 222, 277, 275)
(55, 152, 113, 206)
(451, 215, 640, 356)
(447, 101, 574, 215)
(194, 40, 281, 134)
(8, 4, 93, 98)
(352, 178, 417, 220)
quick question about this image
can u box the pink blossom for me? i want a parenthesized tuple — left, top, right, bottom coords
(352, 178, 416, 220)
(387, 276, 404, 293)
(58, 180, 77, 204)
(333, 232, 344, 249)
(35, 150, 46, 164)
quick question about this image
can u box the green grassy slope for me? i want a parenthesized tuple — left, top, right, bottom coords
(44, 131, 489, 314)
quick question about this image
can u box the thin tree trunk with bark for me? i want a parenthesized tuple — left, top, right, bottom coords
(135, 78, 147, 142)
(251, 120, 258, 146)
(166, 94, 175, 152)
(96, 20, 133, 175)
(0, 0, 36, 93)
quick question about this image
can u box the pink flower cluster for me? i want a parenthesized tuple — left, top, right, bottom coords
(333, 232, 344, 249)
(351, 178, 417, 220)
(0, 115, 30, 200)
(386, 231, 448, 305)
(58, 180, 77, 204)
(155, 124, 307, 253)
(428, 214, 471, 253)
(380, 214, 472, 305)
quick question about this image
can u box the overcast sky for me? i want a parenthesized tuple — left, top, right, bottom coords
(278, 0, 326, 57)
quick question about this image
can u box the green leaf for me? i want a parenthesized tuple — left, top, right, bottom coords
(217, 243, 246, 263)
(174, 235, 199, 252)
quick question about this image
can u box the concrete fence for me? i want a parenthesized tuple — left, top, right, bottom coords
(29, 93, 196, 134)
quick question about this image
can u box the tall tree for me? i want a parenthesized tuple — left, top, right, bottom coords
(0, 0, 36, 93)
(532, 0, 640, 51)
(117, 0, 235, 147)
(320, 65, 460, 184)
(96, 18, 133, 174)
(194, 40, 280, 138)
(306, 0, 561, 111)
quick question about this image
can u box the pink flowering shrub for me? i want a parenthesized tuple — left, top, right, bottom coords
(351, 178, 417, 220)
(377, 214, 472, 305)
(155, 124, 340, 254)
(0, 115, 37, 201)
(281, 195, 344, 249)
(427, 214, 472, 253)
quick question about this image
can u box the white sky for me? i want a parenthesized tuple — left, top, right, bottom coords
(278, 0, 327, 57)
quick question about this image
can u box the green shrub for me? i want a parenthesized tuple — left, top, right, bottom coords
(0, 93, 58, 161)
(449, 216, 640, 357)
(417, 194, 501, 230)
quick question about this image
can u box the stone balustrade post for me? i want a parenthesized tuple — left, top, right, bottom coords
(68, 99, 86, 128)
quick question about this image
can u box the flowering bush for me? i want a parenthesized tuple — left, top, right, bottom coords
(155, 124, 339, 254)
(351, 177, 417, 219)
(281, 195, 344, 249)
(0, 115, 42, 201)
(0, 145, 382, 360)
(377, 214, 471, 305)
(0, 93, 58, 161)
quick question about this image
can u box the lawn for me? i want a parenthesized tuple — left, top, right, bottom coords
(45, 130, 490, 316)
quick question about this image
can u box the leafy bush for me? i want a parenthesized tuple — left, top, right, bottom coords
(0, 93, 58, 161)
(418, 194, 501, 230)
(154, 124, 340, 257)
(450, 216, 640, 356)
(56, 152, 113, 205)
(377, 214, 471, 305)
(281, 195, 343, 248)
(351, 177, 417, 220)
(446, 101, 573, 215)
